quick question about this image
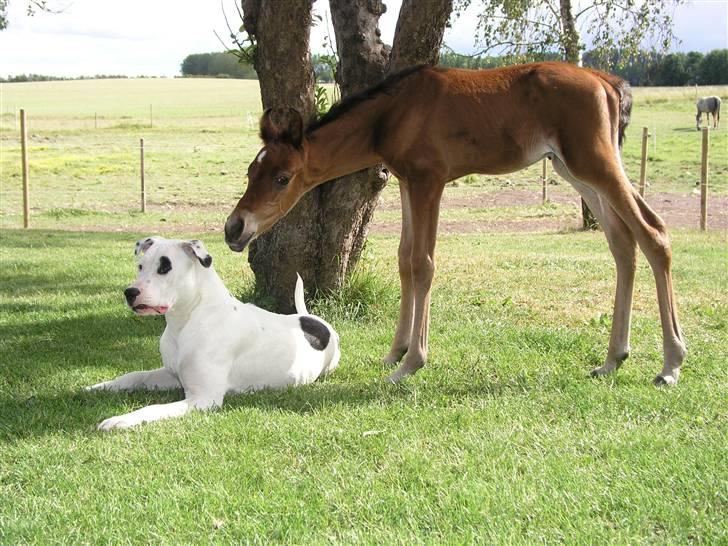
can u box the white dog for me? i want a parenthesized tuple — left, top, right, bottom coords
(87, 236, 340, 430)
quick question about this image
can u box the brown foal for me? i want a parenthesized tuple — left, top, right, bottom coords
(225, 62, 686, 385)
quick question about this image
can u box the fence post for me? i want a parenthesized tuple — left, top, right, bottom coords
(639, 126, 649, 197)
(20, 108, 29, 228)
(140, 138, 146, 213)
(541, 158, 548, 204)
(700, 127, 708, 231)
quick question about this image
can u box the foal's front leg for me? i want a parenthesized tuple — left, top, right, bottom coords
(383, 181, 415, 364)
(387, 180, 444, 383)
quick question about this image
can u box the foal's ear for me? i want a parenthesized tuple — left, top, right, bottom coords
(182, 240, 213, 268)
(259, 107, 304, 149)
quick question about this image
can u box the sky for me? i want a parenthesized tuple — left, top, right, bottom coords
(0, 0, 726, 78)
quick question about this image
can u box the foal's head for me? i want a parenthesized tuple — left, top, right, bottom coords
(225, 108, 310, 252)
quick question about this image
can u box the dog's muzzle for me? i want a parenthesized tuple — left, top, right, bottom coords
(124, 287, 140, 306)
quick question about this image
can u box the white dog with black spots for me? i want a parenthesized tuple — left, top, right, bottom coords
(87, 236, 340, 430)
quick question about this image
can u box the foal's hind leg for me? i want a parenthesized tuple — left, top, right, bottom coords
(383, 180, 415, 364)
(564, 152, 687, 385)
(552, 159, 637, 376)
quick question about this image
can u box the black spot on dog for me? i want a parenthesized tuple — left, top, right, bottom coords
(300, 316, 330, 351)
(157, 256, 172, 274)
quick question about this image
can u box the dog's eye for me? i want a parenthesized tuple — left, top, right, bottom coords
(157, 256, 172, 275)
(275, 175, 290, 187)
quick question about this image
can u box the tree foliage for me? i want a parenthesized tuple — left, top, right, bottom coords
(180, 52, 256, 79)
(455, 0, 684, 68)
(438, 48, 728, 86)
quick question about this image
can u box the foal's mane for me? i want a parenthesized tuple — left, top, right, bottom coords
(305, 65, 427, 135)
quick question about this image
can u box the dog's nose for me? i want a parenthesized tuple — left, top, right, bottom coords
(224, 216, 244, 244)
(124, 287, 140, 306)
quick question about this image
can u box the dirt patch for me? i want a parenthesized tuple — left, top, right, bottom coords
(371, 189, 727, 235)
(41, 189, 726, 235)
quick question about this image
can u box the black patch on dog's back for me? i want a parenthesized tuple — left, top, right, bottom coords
(299, 316, 330, 351)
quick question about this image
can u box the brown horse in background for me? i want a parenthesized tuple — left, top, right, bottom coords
(225, 62, 686, 386)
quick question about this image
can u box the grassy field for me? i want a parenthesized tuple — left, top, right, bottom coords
(1, 78, 727, 232)
(1, 228, 726, 543)
(1, 78, 727, 543)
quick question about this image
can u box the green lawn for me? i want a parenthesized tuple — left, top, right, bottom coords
(1, 77, 726, 543)
(1, 228, 726, 543)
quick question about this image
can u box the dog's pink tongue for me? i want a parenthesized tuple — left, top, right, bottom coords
(156, 306, 169, 314)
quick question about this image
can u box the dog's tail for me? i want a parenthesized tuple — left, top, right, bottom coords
(294, 273, 308, 315)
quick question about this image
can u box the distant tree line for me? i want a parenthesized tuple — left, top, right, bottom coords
(438, 49, 728, 86)
(180, 52, 256, 79)
(180, 51, 336, 83)
(0, 74, 132, 82)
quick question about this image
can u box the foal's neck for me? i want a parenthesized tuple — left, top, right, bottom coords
(303, 100, 386, 185)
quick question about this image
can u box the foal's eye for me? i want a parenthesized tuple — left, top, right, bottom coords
(157, 256, 172, 275)
(275, 175, 290, 187)
(138, 264, 142, 271)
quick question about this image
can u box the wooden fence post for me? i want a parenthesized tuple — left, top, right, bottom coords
(20, 109, 29, 228)
(639, 126, 649, 197)
(700, 127, 708, 231)
(541, 158, 548, 204)
(140, 138, 146, 213)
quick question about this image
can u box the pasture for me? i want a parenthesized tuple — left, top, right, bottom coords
(1, 78, 727, 543)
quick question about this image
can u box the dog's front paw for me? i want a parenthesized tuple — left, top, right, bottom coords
(97, 414, 139, 431)
(85, 381, 111, 392)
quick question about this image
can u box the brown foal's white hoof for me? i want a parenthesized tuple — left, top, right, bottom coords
(653, 372, 679, 387)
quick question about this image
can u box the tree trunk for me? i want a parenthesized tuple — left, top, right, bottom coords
(242, 0, 453, 311)
(559, 0, 597, 230)
(315, 0, 391, 292)
(242, 0, 320, 309)
(389, 0, 452, 71)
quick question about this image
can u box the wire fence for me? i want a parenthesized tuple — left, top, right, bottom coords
(0, 109, 717, 231)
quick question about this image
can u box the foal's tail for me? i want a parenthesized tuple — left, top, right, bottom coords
(591, 69, 633, 149)
(294, 273, 309, 315)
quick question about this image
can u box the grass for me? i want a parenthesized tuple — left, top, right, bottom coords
(0, 228, 726, 543)
(0, 78, 726, 542)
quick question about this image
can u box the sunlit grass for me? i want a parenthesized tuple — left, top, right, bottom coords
(0, 228, 726, 543)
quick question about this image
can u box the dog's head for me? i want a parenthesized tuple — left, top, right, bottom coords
(124, 236, 213, 315)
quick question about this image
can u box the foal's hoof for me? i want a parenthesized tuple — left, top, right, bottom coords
(653, 374, 678, 387)
(590, 363, 618, 378)
(382, 348, 407, 366)
(386, 361, 423, 384)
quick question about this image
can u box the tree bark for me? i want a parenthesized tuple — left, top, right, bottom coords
(315, 0, 391, 292)
(559, 0, 598, 230)
(241, 0, 453, 311)
(389, 0, 452, 71)
(242, 0, 321, 309)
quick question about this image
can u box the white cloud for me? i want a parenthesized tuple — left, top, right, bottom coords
(0, 0, 725, 78)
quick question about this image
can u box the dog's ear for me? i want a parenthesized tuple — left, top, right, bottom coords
(135, 236, 162, 256)
(182, 240, 212, 268)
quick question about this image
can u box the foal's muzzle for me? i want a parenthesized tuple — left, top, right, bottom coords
(224, 215, 254, 252)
